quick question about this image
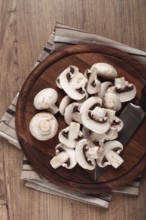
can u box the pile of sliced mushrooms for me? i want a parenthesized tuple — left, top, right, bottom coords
(29, 63, 136, 171)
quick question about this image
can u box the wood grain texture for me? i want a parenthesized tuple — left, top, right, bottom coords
(0, 0, 146, 219)
(16, 44, 146, 194)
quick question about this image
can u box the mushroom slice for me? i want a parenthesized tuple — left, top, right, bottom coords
(83, 127, 118, 144)
(59, 95, 71, 116)
(111, 116, 123, 132)
(59, 122, 83, 148)
(80, 96, 102, 114)
(75, 139, 97, 170)
(114, 77, 136, 102)
(84, 68, 101, 94)
(103, 92, 122, 111)
(50, 143, 77, 169)
(81, 105, 110, 134)
(56, 76, 62, 89)
(106, 109, 116, 124)
(59, 65, 88, 100)
(90, 63, 118, 80)
(29, 112, 58, 141)
(107, 77, 137, 102)
(97, 140, 124, 168)
(64, 102, 81, 125)
(98, 81, 112, 99)
(80, 97, 110, 133)
(33, 88, 58, 114)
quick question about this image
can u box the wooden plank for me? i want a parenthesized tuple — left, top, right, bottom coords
(0, 0, 146, 219)
(0, 141, 8, 220)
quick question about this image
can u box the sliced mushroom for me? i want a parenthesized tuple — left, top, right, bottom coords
(114, 77, 136, 102)
(111, 116, 123, 132)
(50, 143, 77, 169)
(96, 140, 124, 168)
(75, 139, 97, 170)
(64, 102, 81, 125)
(98, 81, 113, 99)
(59, 65, 88, 100)
(90, 63, 118, 80)
(59, 95, 71, 116)
(103, 92, 122, 111)
(84, 68, 101, 94)
(29, 112, 58, 141)
(59, 122, 83, 148)
(33, 88, 58, 114)
(80, 96, 102, 113)
(81, 98, 110, 133)
(106, 109, 116, 124)
(107, 77, 136, 102)
(56, 76, 62, 89)
(83, 127, 118, 144)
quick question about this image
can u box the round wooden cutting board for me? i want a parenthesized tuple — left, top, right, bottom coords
(16, 44, 146, 195)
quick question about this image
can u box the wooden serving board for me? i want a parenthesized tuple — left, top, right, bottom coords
(16, 44, 146, 195)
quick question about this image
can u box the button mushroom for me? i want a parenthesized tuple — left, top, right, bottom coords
(59, 122, 83, 148)
(90, 63, 118, 80)
(33, 88, 58, 114)
(107, 77, 136, 102)
(80, 97, 110, 134)
(50, 143, 77, 169)
(114, 77, 136, 102)
(59, 65, 88, 100)
(29, 112, 58, 141)
(96, 140, 124, 168)
(75, 139, 97, 170)
(84, 68, 101, 95)
(64, 102, 81, 125)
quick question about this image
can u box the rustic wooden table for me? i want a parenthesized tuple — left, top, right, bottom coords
(0, 0, 146, 219)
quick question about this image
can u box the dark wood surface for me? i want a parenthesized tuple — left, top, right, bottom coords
(16, 44, 146, 194)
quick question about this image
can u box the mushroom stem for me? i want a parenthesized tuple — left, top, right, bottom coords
(68, 122, 80, 139)
(105, 150, 124, 168)
(48, 104, 59, 114)
(50, 152, 69, 169)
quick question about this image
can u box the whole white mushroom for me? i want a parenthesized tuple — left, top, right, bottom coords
(33, 88, 58, 114)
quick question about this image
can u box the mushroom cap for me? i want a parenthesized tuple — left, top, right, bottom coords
(33, 88, 58, 114)
(75, 139, 96, 170)
(96, 140, 123, 168)
(59, 65, 88, 100)
(50, 143, 77, 169)
(64, 102, 81, 125)
(29, 112, 58, 141)
(59, 95, 71, 116)
(103, 92, 122, 111)
(90, 63, 118, 80)
(84, 68, 101, 95)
